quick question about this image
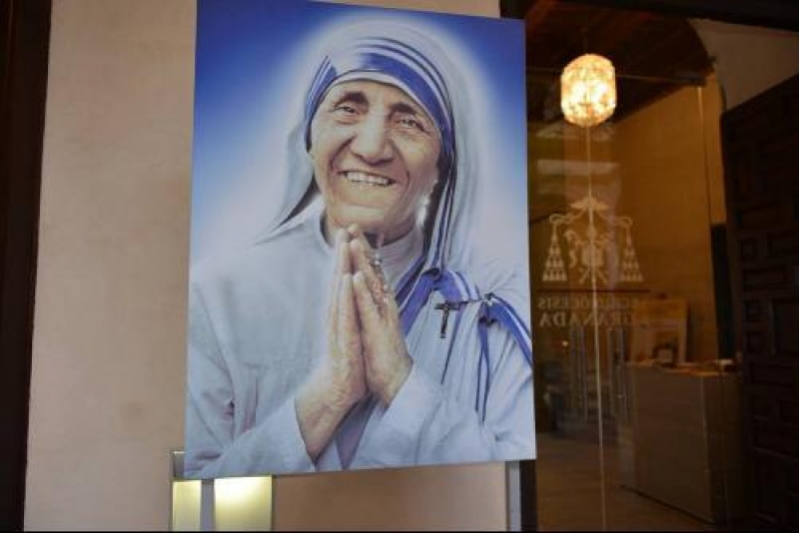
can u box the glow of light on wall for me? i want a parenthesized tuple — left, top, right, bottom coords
(169, 450, 272, 531)
(171, 480, 202, 531)
(214, 477, 272, 531)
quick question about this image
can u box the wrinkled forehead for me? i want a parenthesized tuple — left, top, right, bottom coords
(303, 31, 455, 161)
(316, 77, 435, 122)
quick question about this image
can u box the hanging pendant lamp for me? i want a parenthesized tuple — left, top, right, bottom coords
(560, 53, 617, 127)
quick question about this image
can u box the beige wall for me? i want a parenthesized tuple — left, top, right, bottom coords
(613, 84, 723, 362)
(26, 1, 195, 529)
(692, 19, 798, 109)
(26, 0, 508, 530)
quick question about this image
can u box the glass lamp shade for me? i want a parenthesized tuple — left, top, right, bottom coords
(560, 54, 617, 127)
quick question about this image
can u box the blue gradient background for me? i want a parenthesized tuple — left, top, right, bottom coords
(191, 0, 528, 268)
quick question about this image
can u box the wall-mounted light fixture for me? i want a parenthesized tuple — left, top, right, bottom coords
(170, 450, 272, 531)
(560, 54, 617, 127)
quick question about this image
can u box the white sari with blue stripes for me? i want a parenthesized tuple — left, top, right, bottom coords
(185, 203, 534, 477)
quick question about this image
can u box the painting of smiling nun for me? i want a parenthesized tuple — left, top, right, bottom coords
(184, 1, 534, 479)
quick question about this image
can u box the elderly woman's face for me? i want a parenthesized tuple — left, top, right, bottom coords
(309, 80, 441, 243)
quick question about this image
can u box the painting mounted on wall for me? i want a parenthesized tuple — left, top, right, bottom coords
(184, 0, 534, 479)
(630, 298, 688, 366)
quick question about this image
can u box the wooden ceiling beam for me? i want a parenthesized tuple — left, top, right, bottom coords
(524, 0, 557, 36)
(554, 0, 797, 31)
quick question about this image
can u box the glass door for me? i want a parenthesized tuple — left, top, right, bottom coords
(529, 45, 742, 529)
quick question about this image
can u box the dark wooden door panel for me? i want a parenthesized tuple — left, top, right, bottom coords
(722, 75, 798, 530)
(1, 0, 52, 529)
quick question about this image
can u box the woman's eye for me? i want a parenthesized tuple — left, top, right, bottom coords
(330, 104, 362, 123)
(396, 116, 425, 132)
(333, 104, 358, 115)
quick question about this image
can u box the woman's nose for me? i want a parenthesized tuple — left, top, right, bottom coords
(349, 114, 393, 164)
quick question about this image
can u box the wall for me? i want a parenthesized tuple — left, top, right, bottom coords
(692, 19, 798, 109)
(25, 0, 508, 530)
(25, 1, 194, 528)
(613, 83, 724, 362)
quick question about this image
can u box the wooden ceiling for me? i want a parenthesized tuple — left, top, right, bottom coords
(523, 0, 714, 122)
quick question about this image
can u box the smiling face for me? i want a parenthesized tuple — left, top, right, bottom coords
(309, 80, 442, 244)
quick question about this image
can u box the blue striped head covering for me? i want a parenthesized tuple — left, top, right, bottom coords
(302, 28, 456, 181)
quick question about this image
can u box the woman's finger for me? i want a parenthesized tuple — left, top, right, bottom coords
(348, 238, 388, 307)
(383, 283, 401, 328)
(337, 273, 360, 355)
(352, 271, 382, 332)
(328, 229, 350, 341)
(345, 224, 371, 252)
(346, 225, 384, 280)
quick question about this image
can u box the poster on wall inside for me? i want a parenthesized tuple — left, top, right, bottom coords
(184, 0, 534, 479)
(630, 298, 688, 365)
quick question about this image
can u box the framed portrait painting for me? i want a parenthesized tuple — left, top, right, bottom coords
(184, 0, 534, 479)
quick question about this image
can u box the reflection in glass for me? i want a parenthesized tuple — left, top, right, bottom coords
(531, 70, 741, 530)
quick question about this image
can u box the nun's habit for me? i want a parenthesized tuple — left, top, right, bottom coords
(184, 22, 534, 478)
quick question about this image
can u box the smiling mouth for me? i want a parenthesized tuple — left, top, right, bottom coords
(339, 171, 395, 187)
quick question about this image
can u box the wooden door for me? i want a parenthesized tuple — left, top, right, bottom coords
(721, 75, 798, 530)
(0, 0, 52, 529)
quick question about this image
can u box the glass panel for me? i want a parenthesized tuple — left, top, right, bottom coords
(530, 62, 741, 529)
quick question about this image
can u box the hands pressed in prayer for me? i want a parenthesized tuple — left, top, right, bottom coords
(296, 229, 367, 459)
(346, 225, 412, 407)
(296, 225, 412, 459)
